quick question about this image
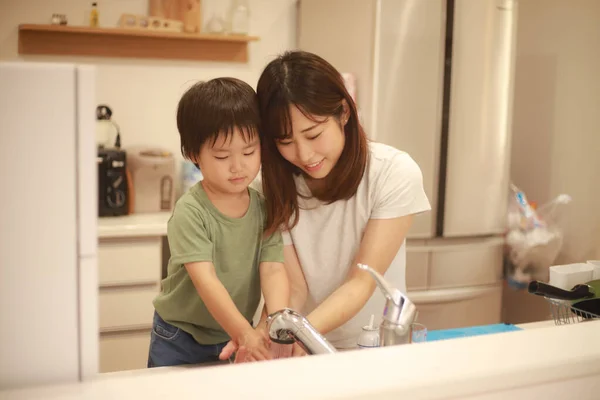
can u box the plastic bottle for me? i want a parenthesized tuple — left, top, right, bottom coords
(89, 2, 99, 27)
(229, 0, 250, 35)
(357, 315, 380, 349)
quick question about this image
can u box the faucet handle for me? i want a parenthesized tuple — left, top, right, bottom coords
(356, 263, 402, 306)
(357, 263, 417, 329)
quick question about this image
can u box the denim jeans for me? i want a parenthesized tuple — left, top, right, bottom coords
(147, 311, 231, 368)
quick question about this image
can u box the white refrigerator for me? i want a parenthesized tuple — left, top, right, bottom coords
(0, 62, 98, 388)
(299, 0, 518, 329)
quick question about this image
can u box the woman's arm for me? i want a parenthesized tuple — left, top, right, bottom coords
(305, 214, 414, 335)
(283, 244, 309, 311)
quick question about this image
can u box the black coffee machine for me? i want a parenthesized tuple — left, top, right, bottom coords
(98, 148, 128, 216)
(97, 105, 128, 217)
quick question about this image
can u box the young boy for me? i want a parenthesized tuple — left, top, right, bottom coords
(148, 77, 289, 367)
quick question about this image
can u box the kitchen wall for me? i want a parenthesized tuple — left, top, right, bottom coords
(510, 0, 600, 263)
(503, 0, 600, 323)
(0, 0, 298, 184)
(2, 0, 596, 260)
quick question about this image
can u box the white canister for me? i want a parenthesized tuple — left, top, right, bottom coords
(587, 260, 600, 280)
(357, 315, 380, 349)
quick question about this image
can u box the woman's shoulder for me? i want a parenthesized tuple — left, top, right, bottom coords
(367, 141, 421, 177)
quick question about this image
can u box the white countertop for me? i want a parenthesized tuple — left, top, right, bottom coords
(2, 320, 600, 399)
(97, 212, 170, 239)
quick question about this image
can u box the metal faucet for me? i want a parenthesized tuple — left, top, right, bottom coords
(266, 308, 337, 355)
(357, 263, 417, 346)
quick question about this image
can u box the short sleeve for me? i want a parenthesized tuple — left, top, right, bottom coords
(260, 230, 284, 263)
(167, 202, 213, 265)
(371, 153, 431, 219)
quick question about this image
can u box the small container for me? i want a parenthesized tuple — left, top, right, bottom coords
(586, 260, 600, 280)
(410, 323, 427, 344)
(229, 0, 250, 35)
(357, 315, 380, 349)
(549, 263, 594, 290)
(89, 2, 99, 27)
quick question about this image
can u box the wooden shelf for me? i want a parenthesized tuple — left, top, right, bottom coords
(18, 24, 259, 63)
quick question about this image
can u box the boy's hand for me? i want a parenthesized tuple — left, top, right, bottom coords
(219, 327, 272, 362)
(219, 321, 270, 362)
(219, 340, 238, 361)
(237, 328, 272, 361)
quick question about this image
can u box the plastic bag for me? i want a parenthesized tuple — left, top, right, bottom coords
(504, 183, 572, 289)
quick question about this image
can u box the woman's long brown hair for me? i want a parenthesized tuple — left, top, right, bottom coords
(257, 51, 368, 235)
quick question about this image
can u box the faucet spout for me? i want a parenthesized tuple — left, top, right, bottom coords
(357, 263, 401, 306)
(266, 309, 337, 355)
(356, 263, 418, 346)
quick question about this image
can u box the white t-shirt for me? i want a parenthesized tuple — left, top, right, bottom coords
(255, 142, 431, 349)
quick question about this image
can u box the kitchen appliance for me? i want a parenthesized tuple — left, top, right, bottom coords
(299, 0, 518, 330)
(127, 147, 176, 213)
(0, 62, 98, 388)
(98, 147, 129, 217)
(95, 104, 121, 148)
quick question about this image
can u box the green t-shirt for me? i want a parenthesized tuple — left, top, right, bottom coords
(153, 183, 284, 345)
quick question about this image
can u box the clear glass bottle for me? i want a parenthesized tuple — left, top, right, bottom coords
(206, 12, 227, 34)
(229, 0, 250, 35)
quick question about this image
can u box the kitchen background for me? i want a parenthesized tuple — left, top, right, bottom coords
(1, 0, 297, 177)
(1, 0, 599, 377)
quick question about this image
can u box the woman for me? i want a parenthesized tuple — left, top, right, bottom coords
(224, 50, 431, 358)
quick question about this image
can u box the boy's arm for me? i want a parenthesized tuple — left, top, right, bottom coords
(185, 261, 272, 360)
(260, 261, 289, 315)
(168, 202, 270, 360)
(259, 226, 289, 315)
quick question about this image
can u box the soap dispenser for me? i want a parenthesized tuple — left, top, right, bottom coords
(357, 314, 380, 349)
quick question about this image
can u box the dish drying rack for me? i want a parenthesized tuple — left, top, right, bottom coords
(545, 298, 600, 325)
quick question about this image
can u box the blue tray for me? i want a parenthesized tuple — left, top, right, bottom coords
(426, 323, 522, 342)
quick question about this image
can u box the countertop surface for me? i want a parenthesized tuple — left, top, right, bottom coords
(97, 212, 170, 239)
(3, 319, 599, 399)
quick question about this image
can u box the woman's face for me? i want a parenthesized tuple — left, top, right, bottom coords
(276, 105, 347, 180)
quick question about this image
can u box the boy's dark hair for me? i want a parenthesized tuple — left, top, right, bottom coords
(177, 77, 260, 166)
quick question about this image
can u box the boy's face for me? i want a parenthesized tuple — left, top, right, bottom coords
(197, 128, 261, 195)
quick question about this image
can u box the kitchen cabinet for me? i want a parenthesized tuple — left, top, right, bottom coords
(97, 212, 170, 373)
(406, 237, 505, 329)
